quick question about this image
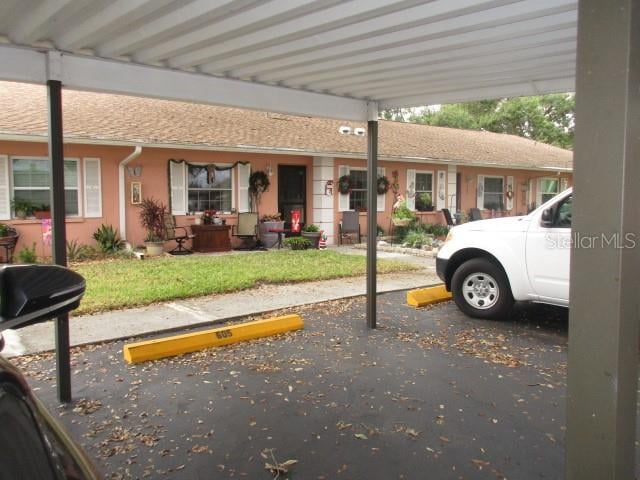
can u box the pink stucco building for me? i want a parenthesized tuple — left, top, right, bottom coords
(0, 82, 572, 254)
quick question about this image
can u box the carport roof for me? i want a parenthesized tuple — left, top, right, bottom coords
(0, 0, 577, 121)
(0, 82, 573, 171)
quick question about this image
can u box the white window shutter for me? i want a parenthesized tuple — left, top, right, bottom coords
(560, 177, 568, 191)
(237, 163, 250, 213)
(376, 167, 385, 212)
(169, 161, 187, 215)
(506, 175, 514, 211)
(406, 169, 416, 211)
(0, 155, 9, 220)
(83, 158, 102, 218)
(436, 170, 446, 210)
(338, 165, 350, 211)
(477, 175, 485, 209)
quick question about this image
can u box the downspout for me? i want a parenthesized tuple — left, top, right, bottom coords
(119, 146, 142, 241)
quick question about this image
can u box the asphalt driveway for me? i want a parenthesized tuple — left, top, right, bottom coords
(12, 292, 598, 479)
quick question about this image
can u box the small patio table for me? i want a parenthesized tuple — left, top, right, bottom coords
(268, 228, 289, 249)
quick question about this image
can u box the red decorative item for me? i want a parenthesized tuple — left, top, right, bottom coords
(291, 210, 301, 233)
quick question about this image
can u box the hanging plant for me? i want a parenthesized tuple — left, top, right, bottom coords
(337, 175, 353, 194)
(377, 175, 390, 195)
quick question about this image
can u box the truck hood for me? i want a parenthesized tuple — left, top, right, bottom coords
(453, 215, 531, 233)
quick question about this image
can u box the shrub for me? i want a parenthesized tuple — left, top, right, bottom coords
(67, 240, 100, 262)
(402, 230, 433, 249)
(93, 224, 124, 253)
(430, 224, 450, 237)
(17, 243, 37, 263)
(302, 223, 320, 233)
(0, 223, 8, 237)
(284, 236, 311, 250)
(392, 200, 416, 221)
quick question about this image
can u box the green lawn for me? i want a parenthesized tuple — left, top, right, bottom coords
(72, 250, 417, 315)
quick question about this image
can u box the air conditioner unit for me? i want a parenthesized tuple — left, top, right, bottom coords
(354, 127, 366, 136)
(339, 126, 351, 135)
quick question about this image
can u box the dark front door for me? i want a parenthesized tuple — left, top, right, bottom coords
(278, 165, 306, 226)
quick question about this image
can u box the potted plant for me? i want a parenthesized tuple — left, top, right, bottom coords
(301, 223, 321, 249)
(138, 198, 167, 256)
(0, 223, 8, 238)
(11, 198, 34, 219)
(259, 213, 284, 249)
(33, 203, 51, 219)
(416, 192, 434, 212)
(392, 199, 416, 226)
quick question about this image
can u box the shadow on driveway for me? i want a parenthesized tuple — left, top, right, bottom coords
(12, 292, 581, 479)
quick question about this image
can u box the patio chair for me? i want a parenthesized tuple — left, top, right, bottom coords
(232, 212, 259, 250)
(0, 227, 19, 263)
(469, 208, 483, 222)
(339, 211, 361, 245)
(441, 208, 455, 226)
(163, 214, 194, 255)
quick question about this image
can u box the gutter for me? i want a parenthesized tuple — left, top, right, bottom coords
(119, 146, 142, 240)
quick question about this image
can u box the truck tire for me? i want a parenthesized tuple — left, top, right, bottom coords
(451, 258, 514, 319)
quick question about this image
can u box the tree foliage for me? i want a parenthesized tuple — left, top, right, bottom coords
(385, 94, 575, 149)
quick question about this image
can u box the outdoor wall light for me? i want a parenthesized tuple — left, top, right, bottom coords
(325, 180, 334, 196)
(127, 165, 143, 177)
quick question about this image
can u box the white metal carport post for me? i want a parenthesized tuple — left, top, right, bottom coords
(567, 1, 639, 478)
(366, 102, 378, 329)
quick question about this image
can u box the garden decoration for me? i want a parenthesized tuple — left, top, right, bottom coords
(391, 170, 401, 202)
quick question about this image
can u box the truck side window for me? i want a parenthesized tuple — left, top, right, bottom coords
(555, 194, 572, 228)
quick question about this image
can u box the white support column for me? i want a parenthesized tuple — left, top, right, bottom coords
(312, 156, 335, 245)
(447, 165, 457, 213)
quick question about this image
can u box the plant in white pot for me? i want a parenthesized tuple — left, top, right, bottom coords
(138, 198, 167, 257)
(301, 223, 322, 249)
(259, 213, 284, 249)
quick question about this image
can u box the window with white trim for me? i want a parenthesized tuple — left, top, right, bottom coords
(11, 158, 80, 217)
(482, 176, 504, 210)
(187, 164, 232, 212)
(414, 171, 434, 211)
(537, 177, 560, 205)
(349, 168, 367, 211)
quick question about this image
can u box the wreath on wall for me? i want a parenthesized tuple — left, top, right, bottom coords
(377, 175, 390, 195)
(337, 175, 353, 194)
(249, 171, 270, 195)
(505, 188, 514, 200)
(249, 170, 270, 213)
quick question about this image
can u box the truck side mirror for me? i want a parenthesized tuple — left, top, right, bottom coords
(0, 265, 85, 331)
(540, 208, 555, 227)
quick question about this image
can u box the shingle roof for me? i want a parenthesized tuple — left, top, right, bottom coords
(0, 81, 572, 170)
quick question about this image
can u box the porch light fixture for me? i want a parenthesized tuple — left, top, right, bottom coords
(324, 180, 334, 196)
(127, 165, 143, 177)
(266, 162, 273, 177)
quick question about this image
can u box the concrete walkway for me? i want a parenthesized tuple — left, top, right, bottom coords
(10, 250, 438, 356)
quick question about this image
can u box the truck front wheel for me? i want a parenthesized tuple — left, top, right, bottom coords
(451, 258, 513, 319)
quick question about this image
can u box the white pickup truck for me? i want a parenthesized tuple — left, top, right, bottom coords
(436, 188, 572, 318)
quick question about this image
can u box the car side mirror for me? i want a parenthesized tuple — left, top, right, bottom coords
(0, 265, 85, 331)
(540, 208, 555, 227)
